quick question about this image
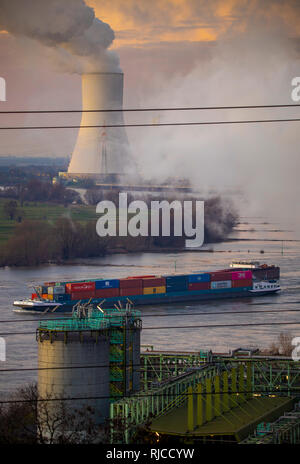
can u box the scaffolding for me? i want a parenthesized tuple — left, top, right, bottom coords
(241, 403, 300, 444)
(110, 353, 300, 443)
(37, 305, 142, 403)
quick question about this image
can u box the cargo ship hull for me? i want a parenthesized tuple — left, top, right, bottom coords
(13, 261, 280, 314)
(13, 286, 280, 313)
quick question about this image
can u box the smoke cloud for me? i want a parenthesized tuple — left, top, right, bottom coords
(0, 0, 120, 72)
(120, 2, 300, 234)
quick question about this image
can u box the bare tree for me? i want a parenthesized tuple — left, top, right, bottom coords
(278, 333, 294, 356)
(3, 199, 18, 220)
(263, 332, 294, 356)
(0, 383, 105, 444)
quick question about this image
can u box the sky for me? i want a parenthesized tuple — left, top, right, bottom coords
(0, 0, 300, 227)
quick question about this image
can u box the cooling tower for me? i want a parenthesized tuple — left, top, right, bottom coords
(68, 72, 135, 176)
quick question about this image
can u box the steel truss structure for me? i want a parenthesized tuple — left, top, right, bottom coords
(110, 352, 300, 443)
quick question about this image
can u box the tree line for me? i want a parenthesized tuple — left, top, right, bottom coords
(0, 218, 108, 267)
(0, 193, 238, 267)
(0, 178, 80, 205)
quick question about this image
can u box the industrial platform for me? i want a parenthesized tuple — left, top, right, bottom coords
(150, 395, 294, 442)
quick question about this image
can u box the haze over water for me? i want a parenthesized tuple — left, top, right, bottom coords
(0, 217, 300, 397)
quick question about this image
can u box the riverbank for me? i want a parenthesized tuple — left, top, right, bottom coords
(0, 194, 239, 266)
(0, 245, 217, 268)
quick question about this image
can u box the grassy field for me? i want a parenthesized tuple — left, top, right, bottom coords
(0, 199, 97, 245)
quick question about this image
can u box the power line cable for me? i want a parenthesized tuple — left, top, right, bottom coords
(3, 306, 300, 324)
(0, 103, 299, 114)
(1, 118, 300, 130)
(0, 356, 296, 374)
(1, 319, 300, 337)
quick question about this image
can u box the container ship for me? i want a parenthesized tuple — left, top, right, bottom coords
(13, 261, 280, 314)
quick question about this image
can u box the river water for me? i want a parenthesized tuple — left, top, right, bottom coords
(1, 218, 300, 397)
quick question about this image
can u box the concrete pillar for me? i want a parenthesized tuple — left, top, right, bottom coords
(196, 383, 203, 427)
(223, 371, 229, 412)
(187, 386, 194, 431)
(206, 377, 213, 422)
(239, 364, 245, 403)
(247, 362, 252, 399)
(231, 367, 237, 408)
(214, 375, 222, 416)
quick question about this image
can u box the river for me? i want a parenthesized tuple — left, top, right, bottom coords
(0, 217, 300, 397)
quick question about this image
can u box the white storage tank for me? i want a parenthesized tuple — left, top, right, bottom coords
(37, 326, 110, 430)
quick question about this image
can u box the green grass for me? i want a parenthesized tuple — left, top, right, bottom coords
(0, 199, 97, 245)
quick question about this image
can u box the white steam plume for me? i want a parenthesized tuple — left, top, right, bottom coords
(124, 11, 300, 233)
(0, 0, 120, 73)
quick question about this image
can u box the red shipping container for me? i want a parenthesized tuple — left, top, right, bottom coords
(31, 293, 38, 300)
(210, 272, 233, 282)
(188, 282, 210, 291)
(119, 287, 143, 296)
(66, 281, 95, 294)
(95, 288, 120, 298)
(232, 279, 252, 288)
(214, 269, 234, 273)
(44, 282, 56, 286)
(231, 270, 252, 280)
(71, 290, 95, 300)
(130, 275, 155, 279)
(142, 277, 166, 287)
(119, 278, 143, 289)
(219, 268, 246, 272)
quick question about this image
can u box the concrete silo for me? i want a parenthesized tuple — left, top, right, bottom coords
(36, 307, 142, 441)
(68, 72, 136, 179)
(37, 320, 110, 440)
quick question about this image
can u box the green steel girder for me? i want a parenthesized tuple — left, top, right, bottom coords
(110, 353, 300, 443)
(209, 357, 300, 397)
(110, 364, 220, 443)
(140, 352, 208, 390)
(241, 409, 300, 444)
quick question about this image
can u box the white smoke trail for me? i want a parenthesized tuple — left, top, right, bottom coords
(0, 0, 120, 72)
(124, 11, 300, 234)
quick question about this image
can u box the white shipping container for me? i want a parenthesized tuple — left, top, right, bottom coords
(48, 285, 65, 295)
(53, 285, 65, 295)
(210, 280, 232, 290)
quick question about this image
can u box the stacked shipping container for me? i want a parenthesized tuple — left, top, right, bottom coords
(187, 269, 253, 292)
(165, 275, 188, 292)
(65, 281, 96, 301)
(95, 279, 119, 298)
(119, 278, 143, 297)
(142, 277, 166, 295)
(188, 273, 210, 291)
(34, 267, 257, 304)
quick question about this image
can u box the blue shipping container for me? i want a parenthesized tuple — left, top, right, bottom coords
(188, 273, 211, 283)
(166, 275, 188, 292)
(165, 275, 188, 284)
(166, 281, 188, 287)
(95, 279, 120, 289)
